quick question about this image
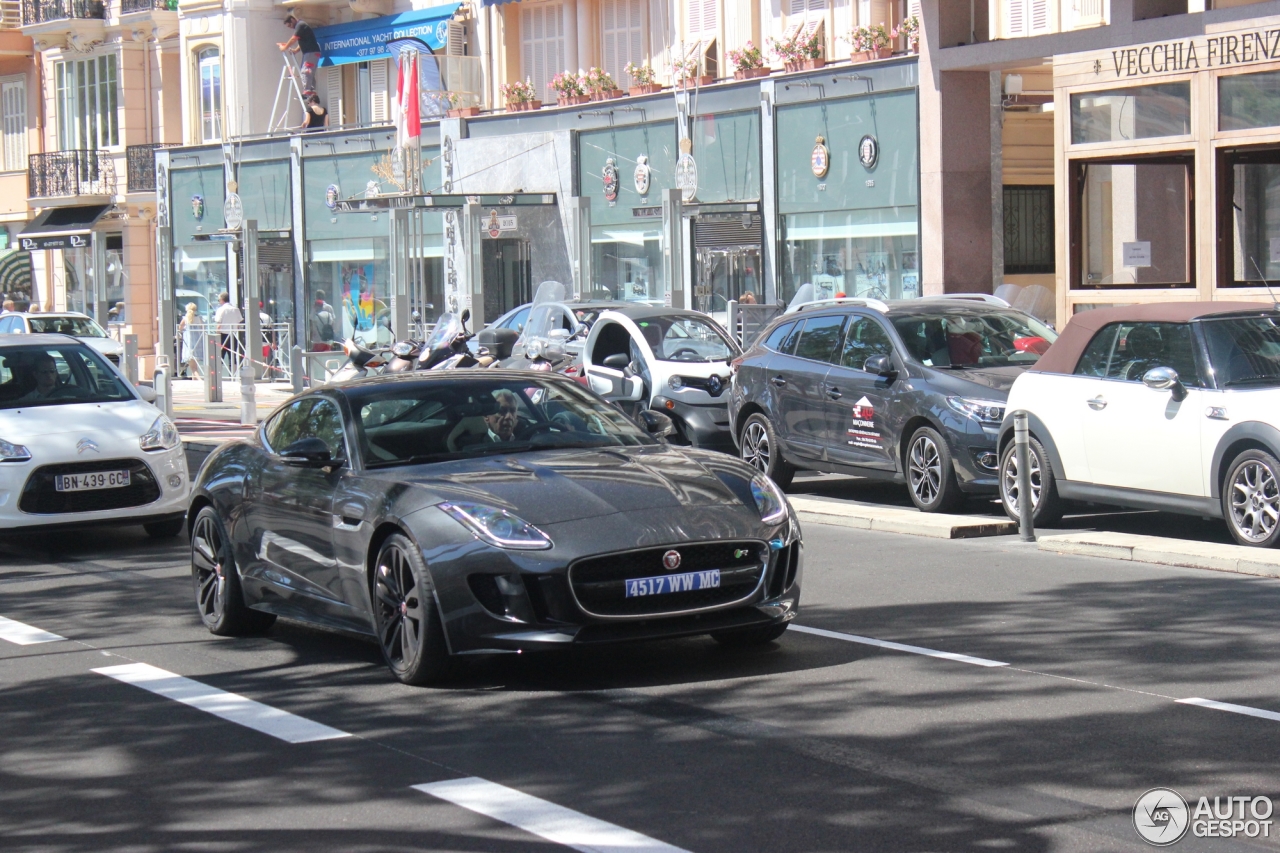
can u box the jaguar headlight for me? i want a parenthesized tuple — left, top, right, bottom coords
(0, 438, 31, 462)
(139, 416, 180, 452)
(946, 396, 1005, 425)
(439, 502, 553, 550)
(750, 474, 789, 525)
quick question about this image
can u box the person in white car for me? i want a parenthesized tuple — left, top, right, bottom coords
(19, 354, 70, 402)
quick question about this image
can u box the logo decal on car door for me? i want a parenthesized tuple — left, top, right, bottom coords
(848, 397, 881, 448)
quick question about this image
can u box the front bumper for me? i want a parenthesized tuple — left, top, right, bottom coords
(651, 396, 734, 451)
(934, 410, 1001, 492)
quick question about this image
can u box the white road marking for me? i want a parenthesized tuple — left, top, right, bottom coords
(790, 624, 1009, 668)
(0, 615, 65, 645)
(1177, 697, 1280, 724)
(414, 776, 691, 853)
(92, 663, 351, 744)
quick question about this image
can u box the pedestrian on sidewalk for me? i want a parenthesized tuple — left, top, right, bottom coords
(178, 302, 203, 379)
(280, 15, 322, 97)
(213, 292, 243, 373)
(310, 290, 337, 351)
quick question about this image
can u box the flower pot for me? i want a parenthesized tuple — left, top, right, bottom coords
(849, 50, 872, 63)
(876, 47, 894, 59)
(506, 100, 542, 112)
(556, 94, 590, 106)
(734, 67, 770, 80)
(591, 89, 624, 101)
(784, 58, 825, 72)
(629, 83, 662, 95)
(447, 106, 480, 118)
(677, 74, 716, 89)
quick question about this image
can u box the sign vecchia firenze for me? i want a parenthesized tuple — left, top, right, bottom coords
(1106, 28, 1280, 78)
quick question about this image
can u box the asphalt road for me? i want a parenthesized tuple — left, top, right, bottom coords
(2, 519, 1279, 852)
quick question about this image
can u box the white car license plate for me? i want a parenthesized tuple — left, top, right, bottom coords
(54, 471, 131, 492)
(625, 569, 720, 598)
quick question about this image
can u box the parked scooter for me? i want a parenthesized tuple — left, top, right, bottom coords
(329, 337, 389, 383)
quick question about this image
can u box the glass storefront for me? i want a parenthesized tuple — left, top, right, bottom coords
(1070, 83, 1191, 144)
(776, 89, 919, 303)
(1220, 69, 1280, 132)
(579, 121, 676, 303)
(170, 166, 227, 328)
(63, 247, 90, 316)
(1076, 160, 1191, 287)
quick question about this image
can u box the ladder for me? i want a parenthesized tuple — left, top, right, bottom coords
(269, 50, 310, 133)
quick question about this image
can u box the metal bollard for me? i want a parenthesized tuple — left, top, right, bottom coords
(206, 341, 222, 403)
(1013, 411, 1035, 542)
(153, 366, 172, 420)
(239, 359, 256, 425)
(290, 345, 305, 394)
(123, 334, 138, 384)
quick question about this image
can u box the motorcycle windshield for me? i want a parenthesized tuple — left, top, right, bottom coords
(532, 281, 567, 306)
(423, 315, 462, 352)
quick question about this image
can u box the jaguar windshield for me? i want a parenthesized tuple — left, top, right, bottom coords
(1202, 314, 1280, 387)
(892, 311, 1057, 368)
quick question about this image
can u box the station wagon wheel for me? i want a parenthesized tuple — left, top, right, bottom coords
(1224, 450, 1280, 548)
(371, 533, 452, 685)
(190, 506, 275, 636)
(906, 426, 961, 512)
(739, 413, 794, 490)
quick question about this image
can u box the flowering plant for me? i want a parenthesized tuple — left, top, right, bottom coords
(769, 30, 822, 63)
(624, 61, 657, 85)
(584, 67, 618, 94)
(672, 55, 700, 80)
(549, 71, 586, 97)
(849, 23, 893, 52)
(727, 41, 764, 72)
(898, 14, 920, 49)
(500, 79, 538, 104)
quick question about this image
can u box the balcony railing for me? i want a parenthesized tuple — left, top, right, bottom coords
(28, 150, 115, 198)
(126, 143, 175, 192)
(21, 0, 104, 25)
(121, 0, 175, 13)
(1, 0, 21, 28)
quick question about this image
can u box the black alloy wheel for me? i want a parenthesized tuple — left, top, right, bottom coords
(906, 426, 962, 512)
(998, 436, 1064, 527)
(739, 413, 795, 490)
(371, 533, 452, 685)
(1224, 449, 1280, 548)
(190, 506, 275, 636)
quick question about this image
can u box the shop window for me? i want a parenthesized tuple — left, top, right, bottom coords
(1220, 148, 1280, 287)
(1, 77, 26, 172)
(1072, 158, 1193, 289)
(1003, 185, 1054, 274)
(1220, 69, 1280, 132)
(781, 208, 920, 303)
(54, 54, 118, 150)
(1070, 82, 1190, 145)
(197, 48, 222, 143)
(520, 2, 565, 97)
(602, 0, 646, 88)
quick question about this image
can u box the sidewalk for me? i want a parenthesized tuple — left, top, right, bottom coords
(169, 376, 296, 423)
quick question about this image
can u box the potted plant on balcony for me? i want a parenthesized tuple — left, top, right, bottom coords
(899, 14, 920, 53)
(550, 71, 589, 106)
(445, 92, 480, 118)
(728, 42, 768, 80)
(625, 62, 662, 95)
(848, 23, 894, 62)
(501, 79, 541, 112)
(673, 55, 713, 88)
(769, 30, 824, 72)
(586, 67, 623, 101)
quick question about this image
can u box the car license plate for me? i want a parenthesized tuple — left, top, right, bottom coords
(625, 569, 720, 598)
(54, 471, 131, 492)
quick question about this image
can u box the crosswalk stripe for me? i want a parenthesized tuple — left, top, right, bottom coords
(0, 615, 65, 645)
(790, 623, 1009, 667)
(413, 777, 692, 853)
(1177, 697, 1280, 724)
(92, 662, 351, 744)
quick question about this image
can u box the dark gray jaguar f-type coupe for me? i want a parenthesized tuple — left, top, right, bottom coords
(189, 371, 803, 684)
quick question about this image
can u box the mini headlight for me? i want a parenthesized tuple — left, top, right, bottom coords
(439, 502, 553, 550)
(0, 438, 31, 462)
(946, 396, 1005, 425)
(750, 474, 789, 525)
(668, 375, 684, 390)
(139, 416, 181, 452)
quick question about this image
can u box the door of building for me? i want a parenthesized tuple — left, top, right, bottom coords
(482, 238, 531, 324)
(692, 213, 763, 322)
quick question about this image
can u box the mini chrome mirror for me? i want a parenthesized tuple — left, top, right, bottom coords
(1143, 366, 1187, 401)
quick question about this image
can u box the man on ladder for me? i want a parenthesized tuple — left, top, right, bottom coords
(279, 14, 321, 96)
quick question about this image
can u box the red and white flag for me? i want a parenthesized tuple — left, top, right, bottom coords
(395, 50, 420, 150)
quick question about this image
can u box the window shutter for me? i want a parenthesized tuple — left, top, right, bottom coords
(628, 0, 645, 79)
(520, 3, 563, 96)
(602, 0, 618, 81)
(602, 0, 645, 87)
(1006, 0, 1025, 37)
(1029, 0, 1049, 32)
(2, 79, 26, 172)
(447, 20, 466, 56)
(908, 0, 921, 16)
(369, 59, 388, 124)
(324, 66, 343, 128)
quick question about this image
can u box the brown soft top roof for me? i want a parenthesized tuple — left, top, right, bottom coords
(1032, 301, 1279, 375)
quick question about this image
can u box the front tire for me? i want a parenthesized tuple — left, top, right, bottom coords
(190, 506, 275, 636)
(906, 426, 963, 512)
(1223, 449, 1280, 548)
(999, 436, 1064, 527)
(711, 622, 788, 647)
(371, 534, 452, 685)
(739, 413, 795, 490)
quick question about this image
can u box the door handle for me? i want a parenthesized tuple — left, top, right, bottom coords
(826, 386, 842, 399)
(771, 376, 786, 387)
(1087, 395, 1107, 411)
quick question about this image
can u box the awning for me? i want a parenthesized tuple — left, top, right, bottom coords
(481, 0, 521, 6)
(315, 4, 461, 67)
(17, 205, 109, 251)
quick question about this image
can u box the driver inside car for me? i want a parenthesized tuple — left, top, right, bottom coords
(20, 353, 72, 402)
(482, 389, 520, 442)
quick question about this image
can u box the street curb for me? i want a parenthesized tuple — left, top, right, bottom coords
(790, 496, 1017, 539)
(1037, 531, 1280, 579)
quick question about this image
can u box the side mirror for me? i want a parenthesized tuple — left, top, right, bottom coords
(280, 436, 336, 467)
(136, 384, 158, 404)
(602, 352, 630, 369)
(461, 308, 471, 324)
(637, 409, 675, 438)
(1142, 366, 1187, 402)
(864, 355, 897, 379)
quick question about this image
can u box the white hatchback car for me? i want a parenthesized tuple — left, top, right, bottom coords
(0, 334, 189, 536)
(0, 311, 127, 366)
(998, 302, 1280, 547)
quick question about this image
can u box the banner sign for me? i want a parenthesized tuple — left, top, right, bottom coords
(315, 4, 460, 67)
